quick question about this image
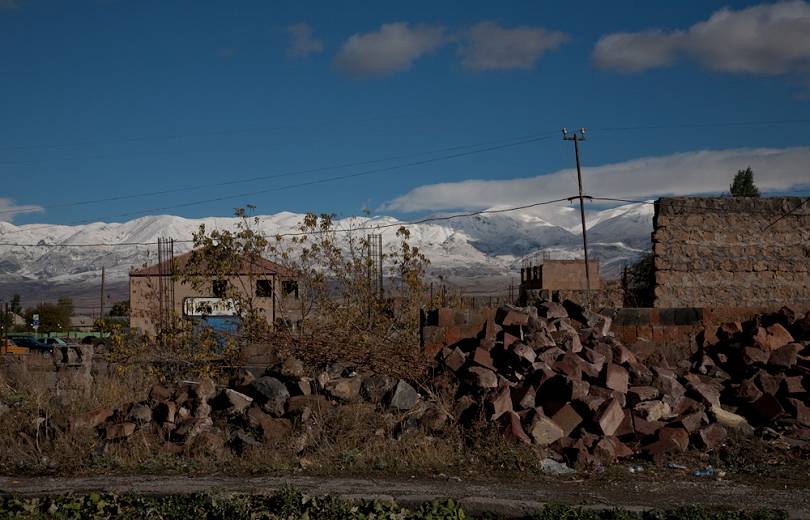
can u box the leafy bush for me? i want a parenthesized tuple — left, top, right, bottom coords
(0, 491, 788, 519)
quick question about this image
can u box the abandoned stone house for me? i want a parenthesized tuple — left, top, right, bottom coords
(520, 258, 602, 292)
(129, 250, 298, 336)
(652, 196, 810, 308)
(518, 256, 624, 307)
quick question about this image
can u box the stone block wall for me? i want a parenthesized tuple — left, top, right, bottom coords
(652, 197, 810, 308)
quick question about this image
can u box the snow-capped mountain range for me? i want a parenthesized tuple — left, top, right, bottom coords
(0, 202, 654, 294)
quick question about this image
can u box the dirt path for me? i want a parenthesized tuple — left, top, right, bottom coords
(1, 474, 809, 518)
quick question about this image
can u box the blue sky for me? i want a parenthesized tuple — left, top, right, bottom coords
(2, 0, 810, 225)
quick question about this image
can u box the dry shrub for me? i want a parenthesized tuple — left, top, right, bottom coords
(0, 362, 153, 474)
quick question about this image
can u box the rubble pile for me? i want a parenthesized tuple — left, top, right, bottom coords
(73, 358, 427, 455)
(691, 307, 810, 432)
(61, 300, 809, 468)
(435, 301, 810, 467)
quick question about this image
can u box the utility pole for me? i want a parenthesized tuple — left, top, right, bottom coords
(100, 266, 106, 317)
(562, 128, 592, 307)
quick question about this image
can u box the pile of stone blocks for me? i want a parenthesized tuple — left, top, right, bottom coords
(434, 301, 810, 467)
(73, 358, 431, 455)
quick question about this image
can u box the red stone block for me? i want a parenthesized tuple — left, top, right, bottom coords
(750, 393, 785, 423)
(499, 411, 531, 445)
(769, 343, 801, 369)
(615, 410, 635, 438)
(596, 398, 624, 436)
(612, 344, 638, 365)
(551, 403, 583, 437)
(444, 347, 467, 373)
(735, 379, 762, 404)
(490, 386, 514, 421)
(503, 331, 520, 350)
(593, 437, 617, 465)
(604, 363, 630, 394)
(678, 411, 706, 433)
(787, 399, 810, 426)
(472, 347, 496, 371)
(741, 346, 770, 366)
(606, 436, 635, 458)
(755, 371, 784, 396)
(633, 415, 664, 437)
(497, 307, 530, 327)
(642, 437, 682, 463)
(627, 386, 659, 405)
(697, 423, 727, 450)
(782, 376, 805, 395)
(658, 426, 689, 452)
(513, 385, 537, 410)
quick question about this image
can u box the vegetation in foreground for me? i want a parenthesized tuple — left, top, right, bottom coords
(0, 486, 789, 520)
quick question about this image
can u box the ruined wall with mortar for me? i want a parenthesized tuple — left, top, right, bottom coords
(652, 197, 810, 308)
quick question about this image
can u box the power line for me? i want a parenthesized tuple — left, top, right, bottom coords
(0, 113, 409, 154)
(59, 134, 558, 224)
(0, 196, 579, 248)
(0, 131, 557, 218)
(589, 117, 810, 133)
(590, 196, 810, 216)
(762, 197, 810, 231)
(4, 193, 808, 249)
(8, 115, 810, 219)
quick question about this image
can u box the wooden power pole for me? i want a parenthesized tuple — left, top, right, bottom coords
(100, 266, 105, 318)
(562, 128, 592, 307)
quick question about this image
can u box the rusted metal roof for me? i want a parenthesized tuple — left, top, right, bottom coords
(130, 250, 293, 277)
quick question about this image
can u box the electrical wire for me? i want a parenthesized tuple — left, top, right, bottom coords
(0, 132, 557, 218)
(0, 196, 578, 248)
(762, 197, 810, 230)
(3, 193, 807, 249)
(0, 113, 410, 153)
(54, 134, 558, 224)
(7, 115, 810, 220)
(589, 197, 810, 216)
(589, 117, 810, 133)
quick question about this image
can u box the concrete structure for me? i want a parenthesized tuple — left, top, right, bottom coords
(69, 315, 96, 332)
(518, 257, 621, 307)
(652, 196, 810, 308)
(129, 251, 295, 336)
(520, 258, 602, 291)
(10, 312, 25, 327)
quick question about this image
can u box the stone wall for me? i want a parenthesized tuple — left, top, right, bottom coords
(0, 344, 94, 395)
(652, 197, 810, 308)
(421, 303, 810, 359)
(520, 287, 624, 309)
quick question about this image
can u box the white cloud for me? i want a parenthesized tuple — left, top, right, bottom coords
(287, 22, 323, 58)
(460, 21, 568, 70)
(383, 147, 810, 212)
(594, 1, 810, 75)
(334, 22, 446, 78)
(0, 198, 43, 222)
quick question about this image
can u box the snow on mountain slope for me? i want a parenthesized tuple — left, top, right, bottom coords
(0, 203, 653, 288)
(587, 202, 655, 250)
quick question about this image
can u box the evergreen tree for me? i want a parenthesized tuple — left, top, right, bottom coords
(730, 167, 760, 197)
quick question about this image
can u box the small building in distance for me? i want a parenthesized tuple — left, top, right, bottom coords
(518, 253, 622, 307)
(520, 256, 602, 292)
(10, 312, 26, 328)
(69, 315, 96, 332)
(129, 250, 297, 336)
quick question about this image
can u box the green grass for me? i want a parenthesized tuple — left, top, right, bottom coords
(0, 487, 789, 520)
